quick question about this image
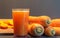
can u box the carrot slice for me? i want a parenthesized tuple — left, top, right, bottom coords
(0, 23, 8, 29)
(4, 19, 13, 26)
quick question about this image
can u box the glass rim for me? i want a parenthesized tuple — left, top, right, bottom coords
(12, 8, 30, 12)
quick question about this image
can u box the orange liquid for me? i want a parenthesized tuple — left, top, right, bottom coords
(12, 10, 29, 36)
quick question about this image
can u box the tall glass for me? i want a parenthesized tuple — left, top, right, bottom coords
(12, 8, 29, 37)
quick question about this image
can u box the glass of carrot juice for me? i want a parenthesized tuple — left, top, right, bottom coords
(12, 8, 29, 37)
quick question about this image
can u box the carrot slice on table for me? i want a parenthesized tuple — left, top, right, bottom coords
(4, 19, 13, 26)
(0, 23, 8, 29)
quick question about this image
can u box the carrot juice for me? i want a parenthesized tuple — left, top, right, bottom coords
(12, 9, 29, 36)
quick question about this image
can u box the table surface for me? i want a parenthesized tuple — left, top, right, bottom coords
(0, 35, 60, 38)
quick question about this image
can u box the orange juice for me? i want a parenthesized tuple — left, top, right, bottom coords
(12, 9, 29, 36)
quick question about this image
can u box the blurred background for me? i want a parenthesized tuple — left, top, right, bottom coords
(0, 0, 60, 19)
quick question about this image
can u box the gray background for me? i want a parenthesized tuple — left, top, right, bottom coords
(0, 0, 60, 19)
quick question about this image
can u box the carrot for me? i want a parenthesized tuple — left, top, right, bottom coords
(29, 16, 39, 24)
(53, 27, 60, 36)
(29, 16, 51, 27)
(39, 16, 51, 27)
(44, 26, 55, 36)
(49, 19, 60, 27)
(28, 23, 44, 36)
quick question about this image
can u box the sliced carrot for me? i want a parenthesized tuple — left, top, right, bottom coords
(28, 23, 44, 36)
(4, 19, 13, 26)
(53, 27, 60, 36)
(0, 23, 8, 29)
(29, 16, 51, 27)
(49, 19, 60, 27)
(6, 25, 13, 29)
(44, 26, 55, 36)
